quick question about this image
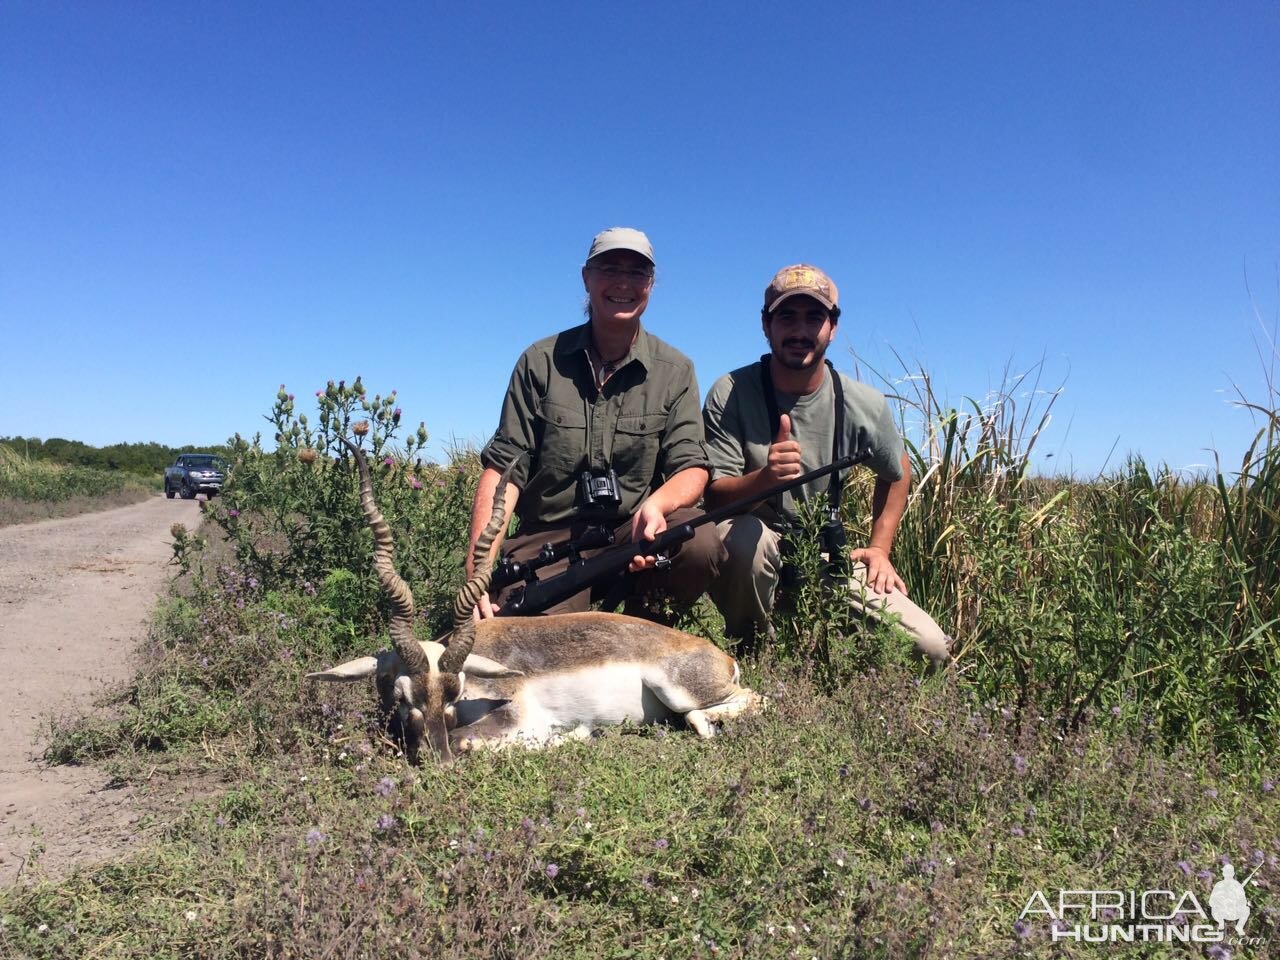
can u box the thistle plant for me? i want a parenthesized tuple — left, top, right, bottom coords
(202, 379, 477, 636)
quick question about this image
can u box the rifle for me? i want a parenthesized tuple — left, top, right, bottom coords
(497, 446, 873, 616)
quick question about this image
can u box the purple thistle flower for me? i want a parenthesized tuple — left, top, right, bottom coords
(1263, 779, 1275, 793)
(1206, 946, 1232, 960)
(305, 828, 326, 847)
(383, 457, 394, 467)
(1176, 860, 1192, 876)
(374, 776, 395, 797)
(375, 814, 396, 832)
(410, 476, 422, 490)
(1010, 826, 1025, 838)
(227, 508, 240, 517)
(1197, 869, 1214, 882)
(654, 838, 669, 850)
(1110, 705, 1122, 716)
(1013, 919, 1029, 938)
(545, 863, 559, 879)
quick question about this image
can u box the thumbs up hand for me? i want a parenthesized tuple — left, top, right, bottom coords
(766, 413, 803, 483)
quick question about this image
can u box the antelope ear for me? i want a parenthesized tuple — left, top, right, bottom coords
(307, 656, 379, 681)
(462, 654, 524, 678)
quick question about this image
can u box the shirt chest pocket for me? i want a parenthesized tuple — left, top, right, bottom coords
(533, 399, 588, 471)
(612, 412, 665, 484)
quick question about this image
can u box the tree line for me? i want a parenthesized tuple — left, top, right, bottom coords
(0, 436, 232, 476)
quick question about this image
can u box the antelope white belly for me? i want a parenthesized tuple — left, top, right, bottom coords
(515, 663, 674, 733)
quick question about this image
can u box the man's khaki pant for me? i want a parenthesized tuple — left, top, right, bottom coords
(709, 515, 952, 664)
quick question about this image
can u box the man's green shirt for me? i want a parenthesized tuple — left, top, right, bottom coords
(702, 361, 905, 531)
(480, 322, 711, 527)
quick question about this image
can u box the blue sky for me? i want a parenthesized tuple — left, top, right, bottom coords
(2, 2, 1276, 477)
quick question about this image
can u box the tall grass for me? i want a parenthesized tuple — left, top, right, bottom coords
(0, 445, 155, 524)
(856, 356, 1279, 755)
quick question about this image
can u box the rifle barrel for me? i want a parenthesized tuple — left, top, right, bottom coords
(498, 446, 871, 616)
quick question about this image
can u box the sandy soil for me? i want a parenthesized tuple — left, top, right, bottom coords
(0, 494, 203, 885)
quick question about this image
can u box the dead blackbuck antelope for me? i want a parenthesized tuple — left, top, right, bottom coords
(306, 439, 762, 764)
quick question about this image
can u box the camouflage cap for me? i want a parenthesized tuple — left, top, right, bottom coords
(586, 227, 655, 265)
(763, 264, 839, 314)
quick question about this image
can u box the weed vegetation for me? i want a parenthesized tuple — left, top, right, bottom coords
(2, 375, 1276, 959)
(0, 445, 155, 525)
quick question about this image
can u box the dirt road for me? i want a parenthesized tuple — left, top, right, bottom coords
(0, 495, 202, 885)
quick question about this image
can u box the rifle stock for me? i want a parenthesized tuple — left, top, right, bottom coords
(498, 446, 872, 617)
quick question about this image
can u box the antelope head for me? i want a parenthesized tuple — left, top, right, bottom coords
(306, 437, 511, 764)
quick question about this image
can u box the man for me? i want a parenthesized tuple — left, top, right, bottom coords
(468, 227, 723, 618)
(702, 264, 951, 663)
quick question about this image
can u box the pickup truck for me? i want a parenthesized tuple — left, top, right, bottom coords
(164, 453, 227, 500)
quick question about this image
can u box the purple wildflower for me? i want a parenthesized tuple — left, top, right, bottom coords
(1197, 869, 1214, 882)
(305, 828, 326, 847)
(1012, 754, 1028, 775)
(545, 863, 559, 879)
(1013, 919, 1029, 938)
(1204, 787, 1219, 799)
(1263, 779, 1275, 793)
(1010, 826, 1025, 837)
(374, 777, 395, 797)
(1110, 705, 1122, 716)
(383, 456, 394, 467)
(930, 819, 944, 833)
(228, 509, 240, 518)
(375, 814, 396, 833)
(410, 476, 422, 490)
(654, 838, 669, 850)
(1206, 946, 1232, 960)
(1176, 860, 1192, 876)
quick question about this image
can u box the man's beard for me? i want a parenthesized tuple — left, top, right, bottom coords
(773, 337, 828, 371)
